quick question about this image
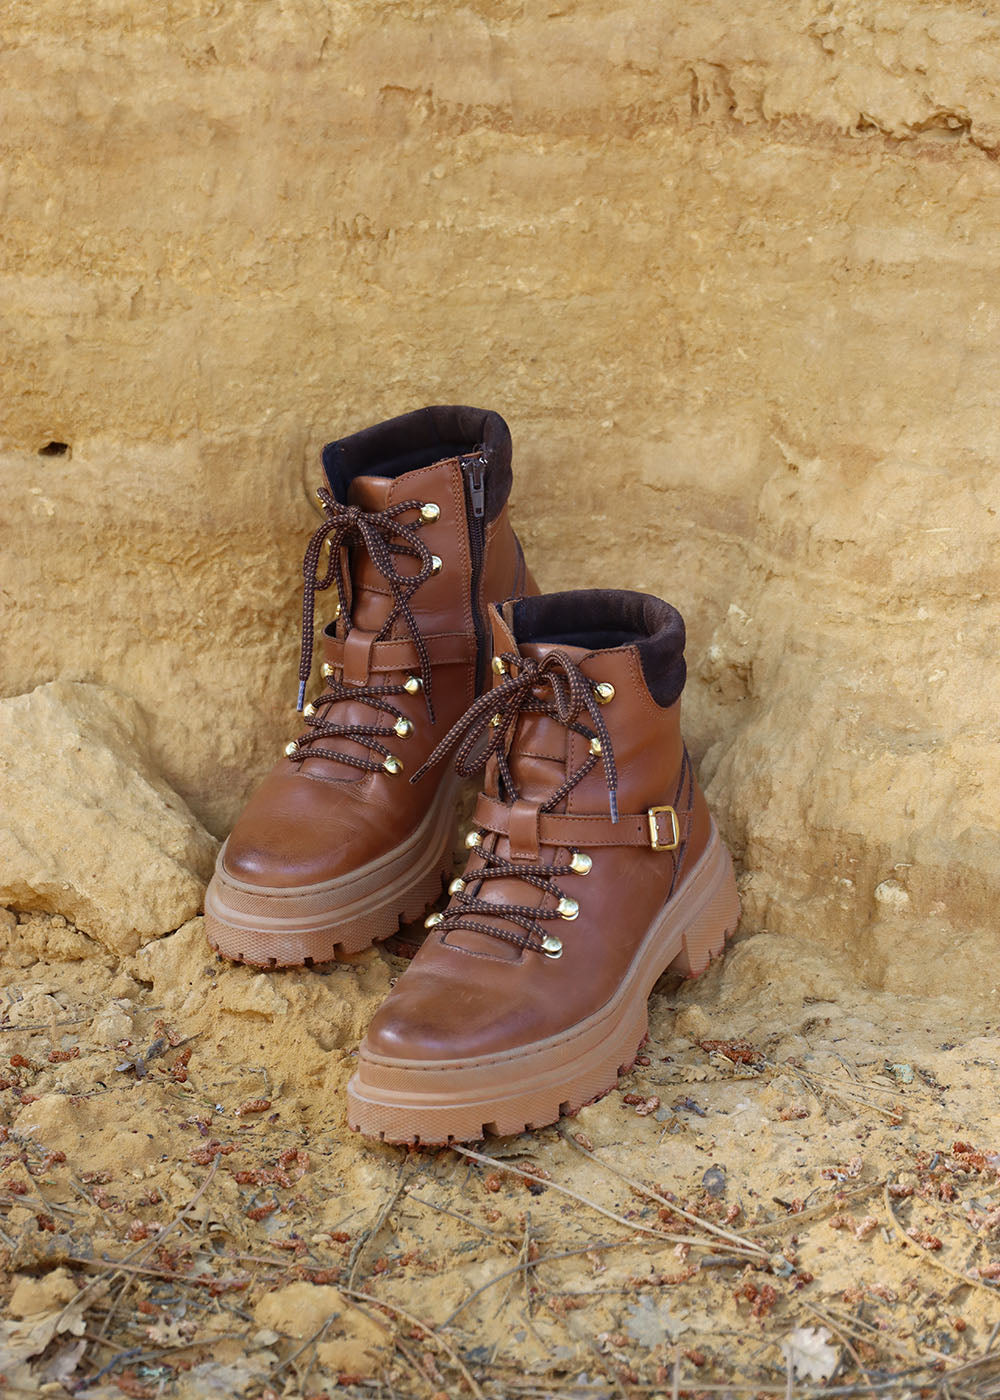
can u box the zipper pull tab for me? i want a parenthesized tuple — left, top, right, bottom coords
(464, 453, 486, 519)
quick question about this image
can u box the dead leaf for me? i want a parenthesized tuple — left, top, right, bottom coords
(624, 1295, 688, 1346)
(39, 1337, 87, 1385)
(0, 1296, 88, 1392)
(144, 1318, 198, 1346)
(780, 1325, 839, 1381)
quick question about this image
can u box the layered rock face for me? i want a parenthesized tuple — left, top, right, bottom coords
(2, 2, 998, 996)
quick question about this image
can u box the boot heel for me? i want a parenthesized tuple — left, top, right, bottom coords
(669, 843, 740, 978)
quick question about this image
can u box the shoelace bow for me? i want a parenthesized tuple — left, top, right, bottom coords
(412, 649, 621, 956)
(290, 487, 437, 773)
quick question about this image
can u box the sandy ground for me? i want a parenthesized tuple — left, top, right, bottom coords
(1, 900, 998, 1400)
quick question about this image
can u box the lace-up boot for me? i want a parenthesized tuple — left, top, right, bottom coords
(347, 588, 739, 1143)
(204, 406, 536, 966)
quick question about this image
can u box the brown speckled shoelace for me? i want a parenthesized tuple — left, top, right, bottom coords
(412, 650, 623, 955)
(289, 488, 436, 773)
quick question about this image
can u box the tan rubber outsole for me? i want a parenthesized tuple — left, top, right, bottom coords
(346, 823, 739, 1145)
(203, 777, 459, 968)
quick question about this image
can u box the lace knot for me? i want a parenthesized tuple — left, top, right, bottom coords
(412, 647, 619, 820)
(288, 487, 440, 773)
(296, 487, 436, 716)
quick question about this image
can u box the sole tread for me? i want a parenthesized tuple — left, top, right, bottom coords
(205, 870, 449, 969)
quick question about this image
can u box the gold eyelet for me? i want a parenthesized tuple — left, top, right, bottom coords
(321, 662, 334, 680)
(465, 831, 482, 849)
(393, 717, 412, 738)
(589, 737, 602, 756)
(382, 755, 403, 775)
(403, 675, 422, 694)
(448, 877, 466, 896)
(569, 851, 592, 875)
(541, 934, 563, 958)
(424, 912, 444, 929)
(490, 713, 502, 727)
(594, 682, 615, 704)
(420, 502, 440, 522)
(303, 702, 317, 719)
(284, 741, 299, 757)
(557, 897, 579, 921)
(492, 656, 506, 676)
(430, 555, 443, 574)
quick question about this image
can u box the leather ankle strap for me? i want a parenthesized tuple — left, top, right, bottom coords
(322, 630, 477, 676)
(472, 793, 691, 852)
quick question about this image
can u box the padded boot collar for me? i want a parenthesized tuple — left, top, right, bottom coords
(507, 588, 687, 708)
(322, 405, 513, 522)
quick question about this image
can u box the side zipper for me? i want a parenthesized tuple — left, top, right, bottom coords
(462, 452, 489, 695)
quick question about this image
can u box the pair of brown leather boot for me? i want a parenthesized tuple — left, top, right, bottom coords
(204, 406, 739, 1145)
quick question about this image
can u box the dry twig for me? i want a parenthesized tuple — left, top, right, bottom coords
(559, 1127, 770, 1257)
(452, 1144, 763, 1260)
(59, 1156, 221, 1331)
(442, 1238, 654, 1326)
(405, 1186, 518, 1244)
(341, 1286, 486, 1400)
(347, 1159, 410, 1289)
(884, 1180, 1000, 1303)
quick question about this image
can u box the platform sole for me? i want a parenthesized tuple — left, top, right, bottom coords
(203, 777, 459, 968)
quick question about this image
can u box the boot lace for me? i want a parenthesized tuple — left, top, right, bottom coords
(412, 650, 620, 956)
(289, 486, 437, 774)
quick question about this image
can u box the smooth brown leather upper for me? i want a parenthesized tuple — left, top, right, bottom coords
(223, 456, 531, 888)
(362, 604, 713, 1061)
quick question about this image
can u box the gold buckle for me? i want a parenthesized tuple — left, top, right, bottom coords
(647, 805, 680, 851)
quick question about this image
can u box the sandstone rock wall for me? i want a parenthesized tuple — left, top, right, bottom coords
(3, 2, 998, 995)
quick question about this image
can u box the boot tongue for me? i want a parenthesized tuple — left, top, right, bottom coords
(346, 474, 392, 511)
(344, 475, 395, 632)
(501, 640, 590, 806)
(518, 640, 590, 665)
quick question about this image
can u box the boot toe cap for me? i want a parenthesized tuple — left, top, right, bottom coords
(221, 765, 390, 889)
(362, 970, 542, 1063)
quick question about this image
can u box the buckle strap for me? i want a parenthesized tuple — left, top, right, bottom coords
(472, 794, 689, 852)
(322, 630, 477, 676)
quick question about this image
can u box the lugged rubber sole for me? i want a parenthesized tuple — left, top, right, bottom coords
(346, 823, 739, 1144)
(203, 777, 459, 968)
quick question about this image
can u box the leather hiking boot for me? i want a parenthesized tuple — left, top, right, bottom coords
(347, 588, 740, 1144)
(204, 406, 537, 967)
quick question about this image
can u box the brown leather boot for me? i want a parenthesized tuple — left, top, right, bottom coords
(347, 589, 739, 1144)
(204, 406, 536, 967)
